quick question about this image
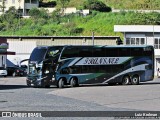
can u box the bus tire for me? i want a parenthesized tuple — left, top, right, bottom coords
(58, 78, 65, 88)
(131, 75, 140, 85)
(70, 77, 78, 87)
(122, 75, 130, 85)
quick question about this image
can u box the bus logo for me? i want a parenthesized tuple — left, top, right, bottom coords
(76, 57, 131, 65)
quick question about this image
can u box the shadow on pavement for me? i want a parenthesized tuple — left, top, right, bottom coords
(140, 82, 160, 85)
(0, 85, 29, 90)
(63, 82, 160, 88)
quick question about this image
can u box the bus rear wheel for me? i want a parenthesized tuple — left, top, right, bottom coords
(58, 78, 65, 88)
(70, 77, 78, 87)
(131, 75, 140, 85)
(122, 75, 130, 85)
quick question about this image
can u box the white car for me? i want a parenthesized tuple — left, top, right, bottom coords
(0, 67, 7, 77)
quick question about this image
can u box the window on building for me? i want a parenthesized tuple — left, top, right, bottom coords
(154, 38, 160, 49)
(126, 38, 130, 44)
(26, 9, 30, 16)
(126, 37, 146, 45)
(31, 0, 37, 4)
(141, 38, 145, 44)
(131, 38, 135, 45)
(25, 0, 30, 3)
(136, 38, 139, 45)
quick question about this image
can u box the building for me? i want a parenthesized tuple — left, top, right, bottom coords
(0, 38, 15, 68)
(0, 36, 122, 66)
(0, 0, 39, 16)
(61, 7, 90, 16)
(62, 7, 77, 15)
(114, 25, 160, 75)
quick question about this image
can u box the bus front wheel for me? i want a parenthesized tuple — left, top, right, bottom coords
(70, 77, 78, 87)
(58, 78, 65, 88)
(122, 75, 130, 85)
(131, 75, 140, 85)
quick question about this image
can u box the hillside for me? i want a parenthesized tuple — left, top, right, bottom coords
(45, 0, 160, 10)
(0, 0, 160, 38)
(0, 10, 159, 39)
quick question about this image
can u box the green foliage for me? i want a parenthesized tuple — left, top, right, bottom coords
(84, 0, 111, 12)
(58, 0, 70, 8)
(0, 6, 160, 39)
(0, 6, 20, 31)
(44, 0, 160, 10)
(29, 8, 49, 19)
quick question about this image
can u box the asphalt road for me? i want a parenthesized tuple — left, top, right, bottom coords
(0, 77, 160, 119)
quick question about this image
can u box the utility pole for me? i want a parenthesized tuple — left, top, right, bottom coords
(18, 0, 21, 30)
(92, 31, 94, 46)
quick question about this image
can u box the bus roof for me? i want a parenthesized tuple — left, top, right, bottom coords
(35, 45, 64, 49)
(103, 45, 153, 48)
(63, 45, 153, 48)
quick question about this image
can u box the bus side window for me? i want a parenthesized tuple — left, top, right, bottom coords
(105, 48, 119, 57)
(61, 47, 79, 59)
(60, 67, 69, 74)
(79, 48, 93, 57)
(93, 48, 105, 57)
(69, 66, 81, 74)
(119, 48, 130, 56)
(130, 48, 143, 56)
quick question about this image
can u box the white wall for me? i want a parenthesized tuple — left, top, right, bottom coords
(7, 41, 36, 66)
(146, 37, 154, 45)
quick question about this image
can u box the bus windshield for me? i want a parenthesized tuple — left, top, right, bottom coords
(30, 48, 47, 62)
(45, 47, 62, 59)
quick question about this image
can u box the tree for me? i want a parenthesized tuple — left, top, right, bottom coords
(29, 8, 49, 20)
(58, 0, 70, 15)
(51, 8, 61, 24)
(84, 0, 111, 12)
(39, 0, 57, 7)
(0, 0, 5, 14)
(63, 22, 76, 35)
(29, 8, 41, 20)
(2, 7, 19, 30)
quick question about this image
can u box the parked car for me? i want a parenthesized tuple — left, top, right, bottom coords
(6, 66, 26, 77)
(0, 67, 7, 77)
(19, 65, 28, 75)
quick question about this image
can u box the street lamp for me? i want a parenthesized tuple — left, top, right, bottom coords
(18, 0, 21, 30)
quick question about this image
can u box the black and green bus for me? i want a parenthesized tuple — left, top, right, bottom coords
(55, 45, 154, 88)
(26, 46, 63, 87)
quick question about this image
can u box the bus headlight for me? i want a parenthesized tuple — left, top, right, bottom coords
(44, 70, 49, 74)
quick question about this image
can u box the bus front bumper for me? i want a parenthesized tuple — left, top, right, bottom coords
(26, 75, 57, 87)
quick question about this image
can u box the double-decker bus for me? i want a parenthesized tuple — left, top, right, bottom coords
(55, 45, 154, 88)
(26, 46, 63, 87)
